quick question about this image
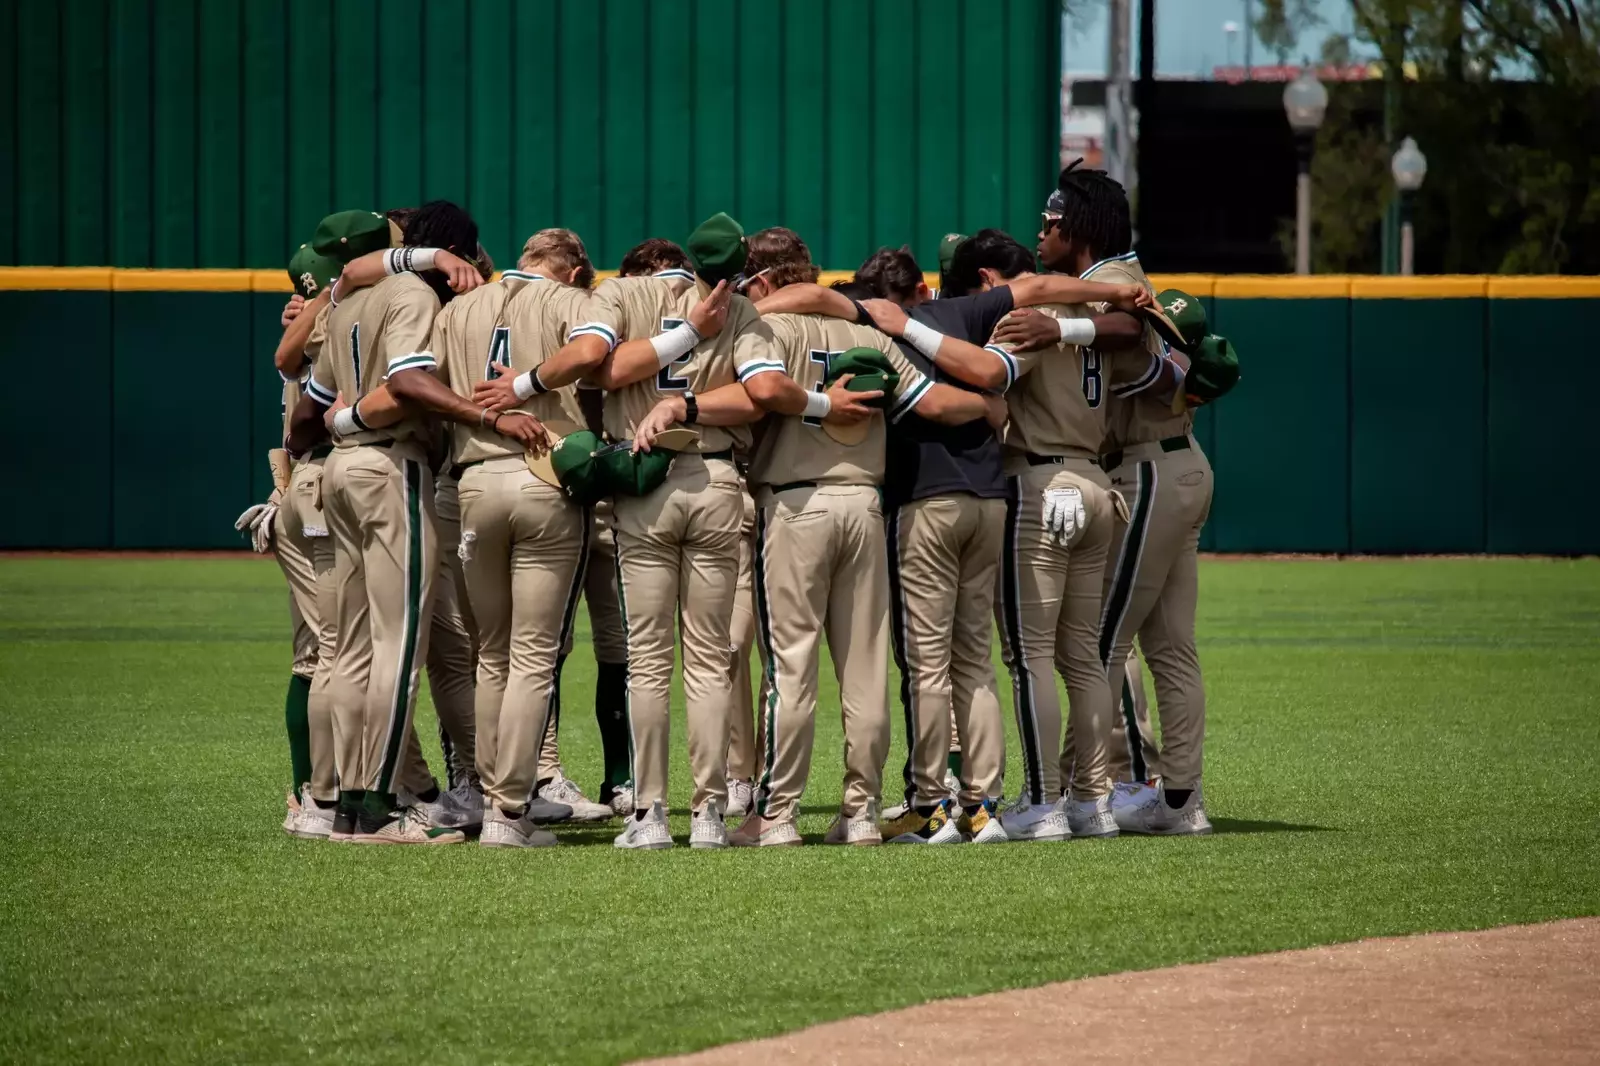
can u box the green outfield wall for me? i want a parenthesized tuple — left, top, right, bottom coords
(3, 271, 1596, 554)
(1, 0, 1060, 278)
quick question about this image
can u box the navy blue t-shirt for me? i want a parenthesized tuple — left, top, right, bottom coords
(882, 287, 1015, 507)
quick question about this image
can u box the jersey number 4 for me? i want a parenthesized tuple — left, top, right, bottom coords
(803, 349, 842, 427)
(1082, 350, 1103, 408)
(656, 318, 692, 391)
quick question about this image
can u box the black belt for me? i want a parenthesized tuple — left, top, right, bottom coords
(691, 449, 734, 462)
(309, 445, 333, 460)
(449, 458, 485, 481)
(770, 481, 818, 494)
(1100, 435, 1189, 472)
(363, 438, 395, 450)
(1025, 452, 1098, 467)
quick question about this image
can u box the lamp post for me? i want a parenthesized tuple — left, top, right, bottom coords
(1391, 136, 1427, 276)
(1283, 67, 1328, 275)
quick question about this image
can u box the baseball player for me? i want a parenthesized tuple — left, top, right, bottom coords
(287, 201, 510, 844)
(734, 227, 1006, 847)
(953, 217, 1182, 842)
(240, 244, 342, 837)
(752, 247, 1150, 844)
(556, 213, 775, 850)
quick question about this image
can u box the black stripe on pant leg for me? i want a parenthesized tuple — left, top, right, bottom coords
(438, 720, 457, 789)
(378, 459, 426, 795)
(609, 522, 636, 797)
(1000, 476, 1044, 805)
(750, 501, 782, 817)
(1098, 461, 1156, 669)
(530, 509, 591, 803)
(885, 504, 917, 809)
(1120, 673, 1147, 781)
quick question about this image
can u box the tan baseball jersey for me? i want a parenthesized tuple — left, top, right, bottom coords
(744, 314, 931, 488)
(993, 299, 1161, 459)
(430, 270, 589, 466)
(307, 273, 439, 446)
(585, 270, 776, 455)
(281, 303, 332, 438)
(1079, 253, 1192, 448)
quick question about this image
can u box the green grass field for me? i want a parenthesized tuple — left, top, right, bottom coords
(2, 556, 1598, 1065)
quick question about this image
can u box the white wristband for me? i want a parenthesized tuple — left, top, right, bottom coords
(512, 368, 545, 401)
(1058, 317, 1097, 345)
(385, 247, 440, 275)
(331, 406, 359, 436)
(650, 322, 701, 368)
(901, 318, 945, 360)
(803, 389, 832, 420)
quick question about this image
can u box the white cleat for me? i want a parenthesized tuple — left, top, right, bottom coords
(1065, 793, 1120, 838)
(880, 799, 910, 822)
(282, 790, 301, 835)
(725, 778, 754, 820)
(292, 785, 335, 839)
(538, 772, 614, 822)
(436, 780, 485, 829)
(480, 805, 558, 848)
(607, 782, 635, 819)
(690, 799, 729, 850)
(396, 785, 457, 829)
(1115, 783, 1213, 836)
(614, 799, 674, 850)
(1111, 780, 1158, 814)
(998, 795, 1071, 842)
(351, 806, 465, 845)
(823, 798, 882, 846)
(728, 813, 802, 847)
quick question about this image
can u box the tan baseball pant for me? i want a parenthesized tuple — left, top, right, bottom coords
(276, 455, 337, 803)
(996, 458, 1118, 804)
(537, 503, 630, 780)
(456, 456, 587, 812)
(322, 442, 438, 796)
(887, 494, 1006, 808)
(1064, 646, 1157, 787)
(613, 455, 743, 814)
(754, 483, 890, 822)
(726, 491, 765, 781)
(428, 474, 479, 789)
(1099, 437, 1213, 789)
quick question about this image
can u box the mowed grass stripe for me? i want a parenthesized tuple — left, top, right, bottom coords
(1, 557, 1597, 1065)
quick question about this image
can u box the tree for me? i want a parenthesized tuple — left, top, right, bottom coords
(1257, 0, 1600, 273)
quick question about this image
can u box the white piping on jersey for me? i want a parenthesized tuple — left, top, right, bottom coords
(888, 377, 934, 423)
(304, 376, 337, 406)
(736, 360, 786, 382)
(986, 344, 1019, 391)
(385, 350, 438, 377)
(567, 322, 618, 351)
(501, 270, 547, 282)
(653, 268, 695, 282)
(1113, 347, 1166, 397)
(1079, 250, 1140, 280)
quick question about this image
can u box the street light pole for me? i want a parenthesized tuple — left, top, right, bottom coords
(1391, 137, 1428, 276)
(1282, 67, 1328, 276)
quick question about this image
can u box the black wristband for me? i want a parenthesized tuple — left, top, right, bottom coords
(349, 400, 370, 433)
(530, 366, 551, 395)
(849, 298, 874, 326)
(682, 390, 699, 425)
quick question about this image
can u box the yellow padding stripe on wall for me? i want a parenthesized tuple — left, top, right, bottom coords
(1, 267, 1597, 298)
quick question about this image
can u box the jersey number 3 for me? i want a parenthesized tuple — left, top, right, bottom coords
(656, 318, 691, 391)
(1082, 350, 1103, 408)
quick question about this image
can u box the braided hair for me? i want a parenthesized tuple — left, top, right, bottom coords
(405, 200, 479, 258)
(1051, 160, 1132, 263)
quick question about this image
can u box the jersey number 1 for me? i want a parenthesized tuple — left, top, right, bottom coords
(486, 325, 510, 379)
(803, 349, 840, 427)
(1082, 350, 1103, 408)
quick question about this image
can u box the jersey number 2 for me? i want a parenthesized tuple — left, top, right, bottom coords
(1082, 350, 1103, 408)
(656, 317, 691, 391)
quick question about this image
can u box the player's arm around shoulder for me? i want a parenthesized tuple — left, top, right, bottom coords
(882, 337, 996, 428)
(863, 297, 1014, 392)
(732, 313, 808, 415)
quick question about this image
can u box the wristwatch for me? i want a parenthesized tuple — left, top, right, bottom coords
(682, 389, 700, 425)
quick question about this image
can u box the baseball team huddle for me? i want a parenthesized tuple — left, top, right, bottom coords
(244, 160, 1241, 850)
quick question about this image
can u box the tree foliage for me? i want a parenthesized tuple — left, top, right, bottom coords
(1258, 0, 1600, 273)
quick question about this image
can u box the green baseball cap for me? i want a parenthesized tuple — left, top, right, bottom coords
(548, 430, 611, 505)
(686, 212, 748, 284)
(594, 441, 674, 498)
(825, 347, 900, 411)
(312, 210, 393, 263)
(1180, 334, 1241, 410)
(937, 233, 968, 276)
(287, 243, 341, 299)
(1142, 288, 1207, 354)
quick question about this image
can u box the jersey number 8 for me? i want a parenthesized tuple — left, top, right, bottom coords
(1082, 350, 1103, 408)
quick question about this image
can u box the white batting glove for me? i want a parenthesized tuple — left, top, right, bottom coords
(235, 490, 282, 554)
(1041, 487, 1087, 547)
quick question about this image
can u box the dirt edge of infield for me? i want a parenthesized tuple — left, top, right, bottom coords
(640, 918, 1599, 1066)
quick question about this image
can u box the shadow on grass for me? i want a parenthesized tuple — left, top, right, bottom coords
(1212, 817, 1337, 834)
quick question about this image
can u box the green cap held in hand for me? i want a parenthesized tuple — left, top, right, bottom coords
(1143, 288, 1208, 354)
(826, 347, 900, 411)
(1182, 333, 1241, 408)
(548, 430, 611, 505)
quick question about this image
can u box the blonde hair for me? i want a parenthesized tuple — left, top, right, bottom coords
(519, 228, 595, 290)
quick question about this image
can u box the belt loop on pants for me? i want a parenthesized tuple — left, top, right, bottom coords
(1160, 434, 1190, 454)
(449, 458, 486, 481)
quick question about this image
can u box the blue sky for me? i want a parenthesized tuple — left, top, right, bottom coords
(1064, 0, 1363, 78)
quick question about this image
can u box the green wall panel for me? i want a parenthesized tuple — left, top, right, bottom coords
(1349, 299, 1487, 552)
(151, 0, 197, 267)
(467, 0, 513, 270)
(1486, 300, 1597, 553)
(16, 0, 62, 265)
(63, 0, 110, 266)
(241, 1, 287, 268)
(0, 292, 113, 547)
(1209, 298, 1351, 553)
(196, 0, 241, 267)
(111, 293, 253, 548)
(0, 0, 15, 264)
(1192, 295, 1220, 552)
(251, 295, 295, 508)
